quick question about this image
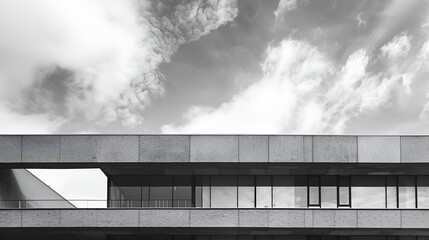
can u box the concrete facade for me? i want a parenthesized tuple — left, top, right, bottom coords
(1, 209, 428, 229)
(1, 135, 429, 240)
(1, 135, 428, 164)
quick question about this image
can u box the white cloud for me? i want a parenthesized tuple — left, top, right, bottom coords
(381, 33, 411, 60)
(0, 0, 238, 132)
(162, 29, 429, 134)
(274, 0, 297, 21)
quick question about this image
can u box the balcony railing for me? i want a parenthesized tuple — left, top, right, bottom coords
(0, 199, 193, 209)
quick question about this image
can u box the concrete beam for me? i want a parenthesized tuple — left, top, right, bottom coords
(1, 209, 428, 230)
(190, 136, 238, 163)
(1, 135, 429, 164)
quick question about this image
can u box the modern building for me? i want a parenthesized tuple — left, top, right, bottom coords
(1, 135, 429, 240)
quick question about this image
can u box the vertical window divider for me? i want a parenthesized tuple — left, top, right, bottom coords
(396, 176, 399, 209)
(385, 176, 387, 209)
(271, 175, 273, 208)
(318, 175, 321, 208)
(254, 175, 256, 208)
(107, 176, 111, 208)
(348, 176, 351, 208)
(415, 175, 418, 209)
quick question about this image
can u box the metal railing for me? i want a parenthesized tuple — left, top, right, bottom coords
(0, 199, 193, 209)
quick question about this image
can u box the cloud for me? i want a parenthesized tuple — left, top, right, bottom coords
(274, 0, 297, 21)
(0, 0, 238, 132)
(162, 27, 429, 134)
(381, 33, 411, 60)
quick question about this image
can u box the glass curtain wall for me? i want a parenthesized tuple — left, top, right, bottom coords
(109, 175, 428, 209)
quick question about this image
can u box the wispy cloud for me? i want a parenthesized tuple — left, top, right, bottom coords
(0, 0, 238, 133)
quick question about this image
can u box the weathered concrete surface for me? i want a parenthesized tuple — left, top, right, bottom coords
(96, 136, 139, 162)
(140, 136, 190, 162)
(269, 136, 304, 162)
(1, 209, 429, 230)
(22, 136, 60, 162)
(0, 136, 21, 163)
(313, 136, 357, 163)
(401, 137, 429, 163)
(190, 209, 238, 227)
(2, 135, 429, 164)
(239, 136, 268, 162)
(140, 209, 189, 227)
(190, 136, 238, 162)
(60, 136, 96, 162)
(358, 137, 400, 163)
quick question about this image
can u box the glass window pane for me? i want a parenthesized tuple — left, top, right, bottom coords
(142, 176, 149, 207)
(399, 176, 416, 208)
(339, 176, 350, 206)
(150, 176, 173, 208)
(256, 176, 272, 208)
(351, 176, 385, 208)
(273, 176, 307, 208)
(238, 176, 255, 208)
(173, 176, 192, 207)
(321, 176, 337, 208)
(418, 176, 429, 208)
(109, 176, 142, 208)
(386, 176, 397, 208)
(211, 176, 237, 208)
(308, 176, 320, 206)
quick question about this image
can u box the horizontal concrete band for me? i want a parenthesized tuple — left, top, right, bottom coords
(1, 135, 429, 163)
(1, 209, 429, 229)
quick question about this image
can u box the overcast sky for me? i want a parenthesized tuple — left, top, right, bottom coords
(3, 0, 429, 199)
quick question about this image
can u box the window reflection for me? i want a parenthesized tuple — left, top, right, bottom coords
(321, 176, 337, 208)
(308, 176, 320, 207)
(399, 176, 416, 208)
(386, 176, 397, 208)
(238, 176, 255, 208)
(418, 176, 429, 208)
(211, 176, 237, 208)
(256, 176, 271, 208)
(273, 176, 307, 208)
(351, 176, 385, 208)
(338, 176, 350, 207)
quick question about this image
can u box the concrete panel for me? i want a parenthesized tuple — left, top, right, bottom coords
(0, 136, 21, 163)
(401, 137, 429, 163)
(0, 210, 21, 227)
(303, 136, 313, 162)
(239, 210, 268, 227)
(304, 210, 313, 227)
(96, 210, 139, 227)
(239, 136, 268, 162)
(190, 209, 238, 227)
(334, 210, 357, 228)
(269, 136, 304, 162)
(358, 137, 400, 163)
(190, 136, 238, 162)
(22, 136, 60, 162)
(313, 136, 357, 163)
(140, 209, 189, 227)
(313, 210, 335, 227)
(357, 210, 400, 228)
(402, 210, 429, 228)
(140, 136, 190, 162)
(22, 210, 61, 227)
(60, 210, 98, 227)
(60, 136, 96, 162)
(96, 136, 139, 162)
(268, 210, 305, 227)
